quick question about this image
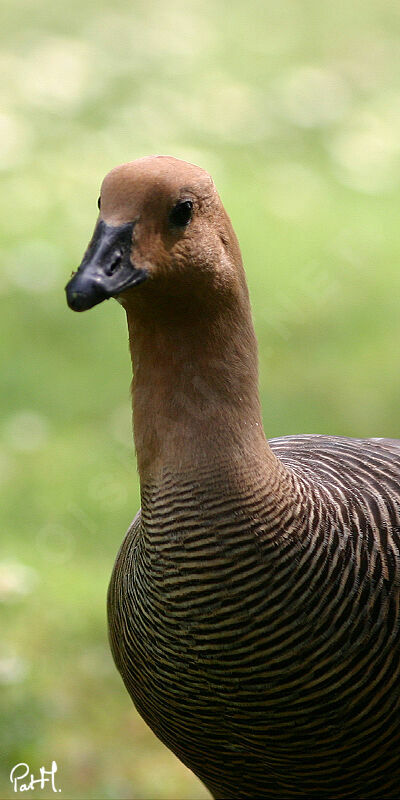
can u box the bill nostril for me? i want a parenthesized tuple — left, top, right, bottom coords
(106, 251, 122, 276)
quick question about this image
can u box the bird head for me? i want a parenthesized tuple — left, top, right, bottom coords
(65, 155, 244, 314)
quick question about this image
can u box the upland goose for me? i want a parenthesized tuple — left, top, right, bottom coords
(66, 156, 400, 799)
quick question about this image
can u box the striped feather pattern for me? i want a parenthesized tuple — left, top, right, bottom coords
(108, 435, 400, 798)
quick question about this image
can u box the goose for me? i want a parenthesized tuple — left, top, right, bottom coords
(66, 155, 400, 799)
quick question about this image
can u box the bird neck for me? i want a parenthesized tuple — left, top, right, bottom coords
(125, 282, 276, 491)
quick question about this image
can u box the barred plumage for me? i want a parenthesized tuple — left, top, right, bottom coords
(66, 156, 400, 799)
(108, 436, 400, 798)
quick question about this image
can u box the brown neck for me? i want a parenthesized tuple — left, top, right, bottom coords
(125, 282, 272, 486)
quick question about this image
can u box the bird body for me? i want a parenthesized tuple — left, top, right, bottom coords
(108, 435, 400, 798)
(66, 156, 400, 798)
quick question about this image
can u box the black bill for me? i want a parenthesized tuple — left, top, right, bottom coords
(65, 220, 147, 312)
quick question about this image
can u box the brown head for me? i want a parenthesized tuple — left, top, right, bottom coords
(66, 155, 269, 478)
(65, 155, 246, 316)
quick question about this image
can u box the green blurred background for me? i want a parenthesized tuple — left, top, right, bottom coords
(1, 0, 400, 797)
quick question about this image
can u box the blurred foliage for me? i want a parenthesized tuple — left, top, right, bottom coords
(1, 0, 400, 797)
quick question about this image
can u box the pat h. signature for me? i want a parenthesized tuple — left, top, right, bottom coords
(10, 761, 61, 793)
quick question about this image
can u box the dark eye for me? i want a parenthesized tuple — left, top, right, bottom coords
(169, 200, 193, 227)
(97, 196, 101, 210)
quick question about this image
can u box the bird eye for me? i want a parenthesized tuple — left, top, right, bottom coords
(169, 200, 193, 227)
(97, 196, 101, 210)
